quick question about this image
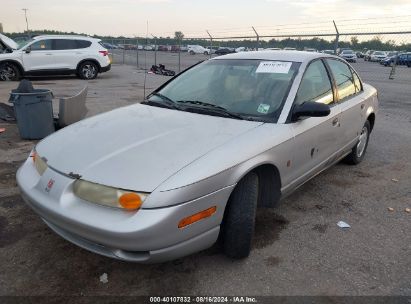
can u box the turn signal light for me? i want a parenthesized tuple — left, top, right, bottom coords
(118, 193, 143, 210)
(178, 206, 217, 229)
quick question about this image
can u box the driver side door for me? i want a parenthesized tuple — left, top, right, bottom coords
(22, 39, 55, 71)
(287, 59, 343, 189)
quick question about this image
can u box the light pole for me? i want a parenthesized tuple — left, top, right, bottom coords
(22, 8, 29, 37)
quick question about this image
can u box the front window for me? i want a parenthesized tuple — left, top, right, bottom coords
(149, 59, 300, 122)
(295, 60, 334, 106)
(29, 39, 52, 51)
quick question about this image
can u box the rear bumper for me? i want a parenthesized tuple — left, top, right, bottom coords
(17, 157, 232, 263)
(100, 64, 111, 73)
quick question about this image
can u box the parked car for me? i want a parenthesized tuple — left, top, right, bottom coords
(356, 51, 365, 58)
(283, 47, 296, 51)
(0, 34, 111, 81)
(266, 48, 281, 51)
(321, 50, 335, 55)
(187, 45, 210, 55)
(304, 48, 317, 52)
(364, 50, 375, 61)
(381, 55, 396, 66)
(17, 51, 378, 263)
(339, 49, 357, 62)
(235, 47, 247, 52)
(369, 51, 386, 62)
(215, 47, 235, 55)
(157, 45, 168, 52)
(396, 52, 411, 66)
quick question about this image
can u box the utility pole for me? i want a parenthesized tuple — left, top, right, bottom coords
(22, 8, 29, 37)
(252, 26, 259, 51)
(206, 30, 213, 59)
(151, 34, 157, 66)
(333, 20, 339, 55)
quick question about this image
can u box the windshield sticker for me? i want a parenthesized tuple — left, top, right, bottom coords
(257, 103, 270, 114)
(256, 61, 292, 74)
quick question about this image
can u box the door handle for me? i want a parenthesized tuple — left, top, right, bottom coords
(45, 53, 53, 55)
(332, 117, 340, 127)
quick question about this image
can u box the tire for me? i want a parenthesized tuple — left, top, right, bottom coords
(221, 172, 259, 259)
(344, 120, 371, 165)
(78, 61, 98, 80)
(204, 51, 209, 55)
(189, 50, 195, 55)
(0, 62, 21, 81)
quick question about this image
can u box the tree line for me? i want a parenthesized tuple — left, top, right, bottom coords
(4, 30, 410, 51)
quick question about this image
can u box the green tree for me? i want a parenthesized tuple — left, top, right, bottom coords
(174, 31, 184, 41)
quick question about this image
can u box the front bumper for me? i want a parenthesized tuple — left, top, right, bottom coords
(17, 157, 233, 263)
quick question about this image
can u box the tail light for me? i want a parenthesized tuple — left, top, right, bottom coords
(99, 50, 108, 56)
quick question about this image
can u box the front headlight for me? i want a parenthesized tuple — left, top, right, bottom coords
(31, 150, 48, 176)
(73, 179, 148, 211)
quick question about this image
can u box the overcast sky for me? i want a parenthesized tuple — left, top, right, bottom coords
(1, 0, 411, 37)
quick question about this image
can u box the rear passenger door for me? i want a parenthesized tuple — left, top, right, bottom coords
(325, 59, 366, 152)
(52, 39, 90, 70)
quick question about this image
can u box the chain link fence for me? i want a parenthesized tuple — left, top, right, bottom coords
(102, 25, 410, 82)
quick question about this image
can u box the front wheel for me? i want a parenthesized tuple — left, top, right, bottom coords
(0, 62, 21, 81)
(221, 172, 259, 259)
(78, 61, 98, 80)
(204, 51, 209, 55)
(344, 120, 371, 165)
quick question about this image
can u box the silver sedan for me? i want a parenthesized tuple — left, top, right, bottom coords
(17, 51, 378, 263)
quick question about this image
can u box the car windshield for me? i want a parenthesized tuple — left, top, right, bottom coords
(374, 51, 384, 55)
(18, 38, 34, 49)
(343, 50, 353, 54)
(149, 59, 300, 122)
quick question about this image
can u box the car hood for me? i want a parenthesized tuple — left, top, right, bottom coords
(36, 104, 263, 192)
(0, 33, 18, 50)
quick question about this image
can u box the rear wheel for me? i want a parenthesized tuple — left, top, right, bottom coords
(189, 50, 195, 55)
(0, 62, 21, 81)
(344, 120, 371, 165)
(204, 51, 209, 55)
(78, 61, 98, 80)
(221, 172, 259, 259)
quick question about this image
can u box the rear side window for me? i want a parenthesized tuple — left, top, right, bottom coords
(326, 59, 357, 101)
(30, 39, 52, 51)
(76, 40, 92, 49)
(295, 60, 334, 106)
(53, 39, 78, 50)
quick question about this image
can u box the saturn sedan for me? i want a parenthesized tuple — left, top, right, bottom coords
(17, 51, 378, 263)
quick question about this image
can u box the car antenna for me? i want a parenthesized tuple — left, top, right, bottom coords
(143, 20, 148, 100)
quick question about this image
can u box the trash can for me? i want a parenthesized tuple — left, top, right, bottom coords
(9, 87, 55, 140)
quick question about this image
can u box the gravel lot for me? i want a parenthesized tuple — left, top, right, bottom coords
(0, 58, 410, 297)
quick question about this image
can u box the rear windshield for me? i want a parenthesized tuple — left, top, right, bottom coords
(152, 59, 301, 122)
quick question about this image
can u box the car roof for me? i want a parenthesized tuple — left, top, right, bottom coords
(33, 35, 100, 41)
(212, 50, 338, 63)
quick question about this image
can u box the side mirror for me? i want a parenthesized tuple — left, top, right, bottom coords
(291, 101, 330, 122)
(25, 47, 31, 54)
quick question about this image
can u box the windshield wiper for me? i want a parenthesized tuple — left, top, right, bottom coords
(150, 92, 175, 103)
(142, 92, 180, 109)
(176, 100, 244, 120)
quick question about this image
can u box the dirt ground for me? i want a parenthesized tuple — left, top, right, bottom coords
(0, 61, 410, 297)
